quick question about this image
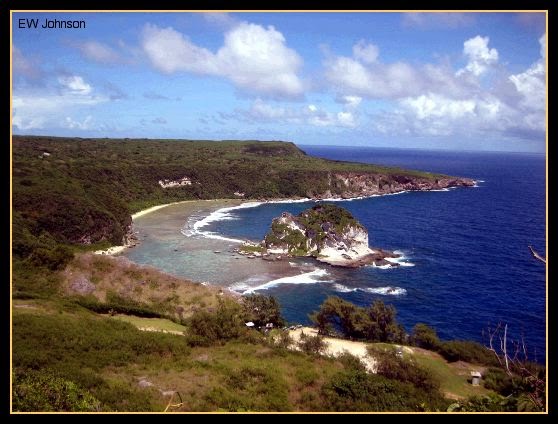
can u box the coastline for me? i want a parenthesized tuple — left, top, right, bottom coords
(95, 199, 246, 255)
(93, 183, 476, 257)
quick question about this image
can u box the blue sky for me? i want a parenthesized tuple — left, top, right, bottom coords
(12, 12, 546, 152)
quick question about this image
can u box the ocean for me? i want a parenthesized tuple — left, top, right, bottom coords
(126, 146, 546, 361)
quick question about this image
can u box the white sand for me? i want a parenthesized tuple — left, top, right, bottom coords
(94, 199, 243, 256)
(289, 326, 379, 373)
(131, 200, 193, 220)
(94, 245, 128, 256)
(94, 202, 191, 256)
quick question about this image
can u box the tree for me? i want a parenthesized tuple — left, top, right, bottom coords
(186, 297, 245, 345)
(309, 296, 369, 339)
(241, 294, 285, 328)
(310, 297, 405, 343)
(411, 323, 441, 351)
(367, 300, 405, 343)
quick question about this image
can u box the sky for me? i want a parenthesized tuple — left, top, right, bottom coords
(12, 11, 547, 152)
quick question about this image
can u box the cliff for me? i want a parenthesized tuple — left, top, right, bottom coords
(308, 172, 474, 199)
(261, 204, 399, 267)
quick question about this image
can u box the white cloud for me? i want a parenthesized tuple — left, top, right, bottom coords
(326, 56, 423, 99)
(457, 35, 498, 76)
(508, 33, 546, 113)
(236, 99, 356, 128)
(13, 76, 106, 130)
(58, 75, 92, 95)
(509, 62, 545, 111)
(401, 93, 475, 120)
(339, 95, 362, 108)
(142, 24, 217, 74)
(323, 31, 545, 141)
(337, 111, 356, 127)
(64, 115, 94, 130)
(402, 12, 475, 28)
(141, 22, 304, 99)
(374, 90, 541, 139)
(77, 41, 120, 63)
(352, 40, 379, 64)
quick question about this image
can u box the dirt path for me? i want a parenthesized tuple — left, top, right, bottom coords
(137, 327, 185, 336)
(289, 327, 383, 372)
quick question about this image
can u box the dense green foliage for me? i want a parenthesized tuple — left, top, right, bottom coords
(184, 298, 250, 346)
(13, 135, 443, 268)
(310, 296, 405, 343)
(368, 345, 439, 392)
(411, 323, 442, 351)
(13, 305, 190, 411)
(13, 369, 101, 412)
(12, 299, 447, 412)
(264, 204, 362, 253)
(297, 332, 327, 356)
(242, 294, 285, 328)
(437, 340, 500, 366)
(410, 323, 499, 366)
(322, 369, 448, 412)
(298, 203, 361, 236)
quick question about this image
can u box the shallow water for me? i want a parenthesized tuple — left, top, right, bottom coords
(125, 147, 546, 361)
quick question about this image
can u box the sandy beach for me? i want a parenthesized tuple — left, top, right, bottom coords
(95, 199, 245, 256)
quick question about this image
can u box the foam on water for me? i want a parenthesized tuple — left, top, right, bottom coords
(332, 283, 358, 293)
(183, 199, 314, 242)
(332, 284, 407, 296)
(232, 268, 332, 294)
(362, 286, 407, 296)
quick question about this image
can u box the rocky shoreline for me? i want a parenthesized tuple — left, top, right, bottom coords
(307, 173, 475, 200)
(234, 204, 410, 268)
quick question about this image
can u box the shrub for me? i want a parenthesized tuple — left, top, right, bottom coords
(12, 369, 101, 412)
(367, 300, 405, 343)
(336, 351, 367, 373)
(438, 340, 499, 366)
(411, 323, 441, 351)
(447, 393, 516, 412)
(368, 345, 439, 392)
(29, 245, 74, 271)
(185, 298, 246, 345)
(483, 367, 515, 395)
(309, 296, 369, 339)
(297, 332, 327, 356)
(271, 330, 293, 350)
(322, 369, 448, 412)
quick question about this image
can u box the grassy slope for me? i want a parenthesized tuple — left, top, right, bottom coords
(369, 342, 493, 400)
(110, 315, 187, 334)
(12, 298, 346, 412)
(13, 298, 492, 412)
(58, 253, 224, 322)
(407, 347, 492, 400)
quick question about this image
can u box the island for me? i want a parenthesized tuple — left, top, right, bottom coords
(239, 204, 400, 268)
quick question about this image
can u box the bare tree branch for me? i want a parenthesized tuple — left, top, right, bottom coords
(528, 245, 546, 263)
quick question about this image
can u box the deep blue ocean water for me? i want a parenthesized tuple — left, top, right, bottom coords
(209, 146, 546, 360)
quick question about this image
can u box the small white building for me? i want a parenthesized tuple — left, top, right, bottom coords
(470, 371, 482, 386)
